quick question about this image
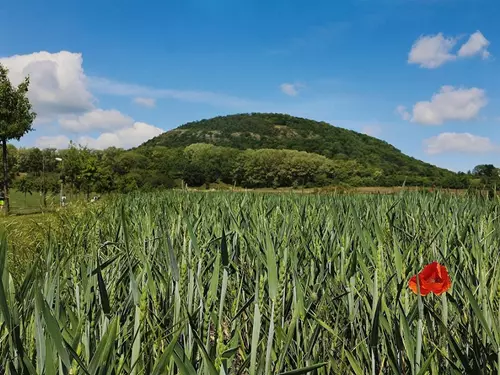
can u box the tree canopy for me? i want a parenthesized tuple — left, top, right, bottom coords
(141, 113, 456, 183)
(2, 113, 494, 198)
(0, 63, 36, 213)
(3, 141, 484, 200)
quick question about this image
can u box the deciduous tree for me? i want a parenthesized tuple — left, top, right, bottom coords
(0, 64, 36, 213)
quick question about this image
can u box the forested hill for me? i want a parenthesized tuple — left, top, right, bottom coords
(7, 114, 475, 196)
(141, 113, 456, 185)
(143, 114, 396, 158)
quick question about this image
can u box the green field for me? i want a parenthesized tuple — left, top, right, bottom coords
(1, 191, 499, 374)
(4, 189, 93, 216)
(6, 189, 58, 215)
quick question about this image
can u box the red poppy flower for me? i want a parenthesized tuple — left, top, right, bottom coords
(408, 262, 451, 296)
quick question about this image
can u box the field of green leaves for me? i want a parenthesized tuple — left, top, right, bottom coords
(1, 191, 499, 374)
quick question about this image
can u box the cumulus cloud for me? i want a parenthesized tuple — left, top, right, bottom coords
(78, 122, 163, 149)
(133, 97, 156, 107)
(0, 51, 94, 121)
(0, 50, 260, 132)
(458, 31, 490, 59)
(395, 105, 411, 121)
(408, 86, 487, 125)
(1, 50, 263, 151)
(36, 135, 72, 149)
(425, 133, 497, 155)
(408, 33, 457, 68)
(35, 122, 163, 150)
(408, 31, 491, 68)
(59, 109, 134, 132)
(0, 51, 257, 116)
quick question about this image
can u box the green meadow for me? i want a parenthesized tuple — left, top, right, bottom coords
(0, 190, 499, 374)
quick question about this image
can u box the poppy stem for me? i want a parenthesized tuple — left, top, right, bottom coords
(415, 276, 424, 373)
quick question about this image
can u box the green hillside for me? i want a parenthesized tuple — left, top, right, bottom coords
(5, 114, 473, 203)
(141, 113, 459, 186)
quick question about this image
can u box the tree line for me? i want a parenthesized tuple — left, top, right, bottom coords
(143, 113, 463, 185)
(3, 142, 496, 201)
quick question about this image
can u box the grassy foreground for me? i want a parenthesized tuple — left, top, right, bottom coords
(1, 191, 499, 374)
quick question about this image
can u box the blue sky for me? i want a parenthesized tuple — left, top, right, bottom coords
(0, 0, 499, 172)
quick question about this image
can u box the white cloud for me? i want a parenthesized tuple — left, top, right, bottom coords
(59, 109, 134, 132)
(78, 122, 163, 149)
(408, 31, 491, 68)
(395, 105, 411, 121)
(36, 135, 71, 149)
(133, 97, 156, 107)
(361, 125, 382, 137)
(408, 33, 457, 68)
(1, 50, 256, 150)
(89, 77, 258, 108)
(425, 133, 497, 155)
(0, 50, 258, 129)
(35, 122, 163, 150)
(280, 83, 302, 96)
(410, 86, 487, 125)
(0, 51, 94, 121)
(458, 31, 490, 59)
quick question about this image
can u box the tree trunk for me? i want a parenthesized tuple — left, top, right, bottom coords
(2, 139, 9, 214)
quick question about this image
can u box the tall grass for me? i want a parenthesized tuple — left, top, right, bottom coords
(1, 190, 499, 374)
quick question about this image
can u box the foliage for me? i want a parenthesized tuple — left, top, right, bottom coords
(0, 144, 18, 183)
(472, 164, 497, 177)
(142, 113, 457, 184)
(233, 148, 338, 188)
(0, 64, 36, 142)
(14, 176, 33, 203)
(6, 141, 494, 194)
(1, 191, 500, 373)
(4, 114, 499, 192)
(4, 140, 497, 195)
(183, 143, 239, 187)
(0, 63, 36, 213)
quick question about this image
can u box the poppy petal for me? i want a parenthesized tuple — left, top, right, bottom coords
(420, 262, 438, 279)
(409, 262, 452, 296)
(408, 275, 432, 296)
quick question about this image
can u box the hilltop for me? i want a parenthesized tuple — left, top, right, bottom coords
(141, 113, 458, 186)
